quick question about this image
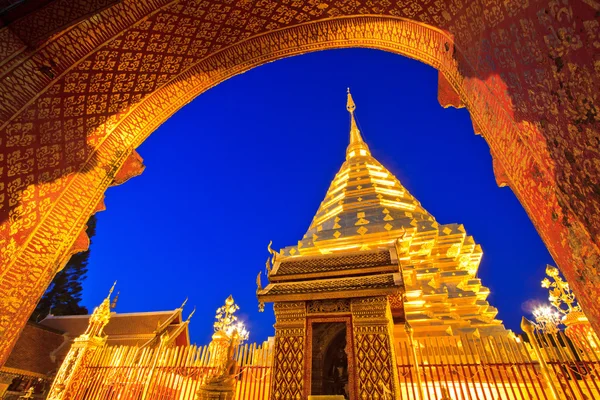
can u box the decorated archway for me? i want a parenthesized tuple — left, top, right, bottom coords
(0, 1, 598, 365)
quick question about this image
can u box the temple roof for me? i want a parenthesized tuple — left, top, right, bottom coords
(258, 273, 402, 302)
(38, 309, 189, 361)
(39, 310, 181, 337)
(285, 89, 433, 256)
(271, 249, 392, 280)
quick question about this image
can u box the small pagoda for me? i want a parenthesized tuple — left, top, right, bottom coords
(257, 90, 507, 399)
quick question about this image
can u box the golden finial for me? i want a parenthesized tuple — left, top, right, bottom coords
(346, 87, 356, 112)
(180, 297, 188, 309)
(185, 307, 196, 322)
(345, 88, 370, 160)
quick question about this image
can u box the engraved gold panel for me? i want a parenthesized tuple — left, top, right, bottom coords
(351, 296, 400, 400)
(272, 302, 307, 400)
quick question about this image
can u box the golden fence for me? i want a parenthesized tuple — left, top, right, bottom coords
(63, 341, 272, 400)
(52, 328, 600, 399)
(396, 330, 600, 399)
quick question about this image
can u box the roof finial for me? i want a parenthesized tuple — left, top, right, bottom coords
(180, 297, 188, 309)
(345, 88, 370, 160)
(346, 87, 355, 112)
(185, 307, 196, 323)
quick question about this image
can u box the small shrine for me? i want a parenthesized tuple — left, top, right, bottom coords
(257, 90, 509, 399)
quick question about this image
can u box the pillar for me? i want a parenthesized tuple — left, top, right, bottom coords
(271, 302, 306, 400)
(351, 296, 401, 400)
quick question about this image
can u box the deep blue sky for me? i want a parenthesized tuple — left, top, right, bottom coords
(82, 48, 553, 345)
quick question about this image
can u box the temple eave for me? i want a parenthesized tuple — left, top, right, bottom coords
(257, 272, 403, 303)
(257, 284, 402, 303)
(268, 264, 398, 282)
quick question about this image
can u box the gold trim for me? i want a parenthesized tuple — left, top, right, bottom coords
(258, 286, 401, 303)
(269, 264, 398, 282)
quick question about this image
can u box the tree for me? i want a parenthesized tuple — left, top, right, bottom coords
(30, 215, 97, 322)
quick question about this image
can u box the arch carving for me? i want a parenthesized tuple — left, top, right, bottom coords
(0, 0, 598, 366)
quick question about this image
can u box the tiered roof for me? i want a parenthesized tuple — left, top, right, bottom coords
(39, 308, 189, 361)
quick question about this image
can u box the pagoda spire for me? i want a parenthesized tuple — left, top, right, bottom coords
(346, 88, 371, 160)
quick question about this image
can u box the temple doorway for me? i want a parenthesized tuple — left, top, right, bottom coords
(310, 322, 351, 399)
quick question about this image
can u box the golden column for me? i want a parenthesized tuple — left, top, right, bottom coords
(271, 302, 307, 400)
(350, 297, 401, 400)
(46, 283, 116, 400)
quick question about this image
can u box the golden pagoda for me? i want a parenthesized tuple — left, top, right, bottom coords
(257, 89, 507, 399)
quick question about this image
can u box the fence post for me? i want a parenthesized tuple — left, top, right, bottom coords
(140, 336, 166, 400)
(520, 317, 561, 400)
(405, 322, 425, 400)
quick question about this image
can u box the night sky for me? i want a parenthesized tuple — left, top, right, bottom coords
(82, 48, 554, 345)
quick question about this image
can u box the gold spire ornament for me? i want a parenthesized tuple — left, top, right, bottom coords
(541, 265, 581, 316)
(180, 297, 188, 309)
(214, 295, 249, 342)
(345, 88, 371, 160)
(541, 265, 597, 345)
(84, 281, 116, 338)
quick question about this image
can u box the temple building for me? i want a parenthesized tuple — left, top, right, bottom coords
(0, 293, 190, 400)
(256, 90, 510, 399)
(38, 305, 190, 360)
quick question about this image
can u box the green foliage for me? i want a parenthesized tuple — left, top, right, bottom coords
(30, 215, 97, 322)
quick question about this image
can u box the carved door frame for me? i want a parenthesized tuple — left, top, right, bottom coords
(304, 316, 356, 400)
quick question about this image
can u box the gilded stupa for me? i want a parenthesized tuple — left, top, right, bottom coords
(257, 90, 508, 398)
(259, 89, 506, 336)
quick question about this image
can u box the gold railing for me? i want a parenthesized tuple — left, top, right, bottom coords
(64, 341, 273, 400)
(396, 329, 600, 399)
(51, 326, 600, 399)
